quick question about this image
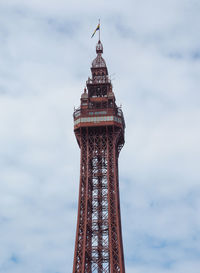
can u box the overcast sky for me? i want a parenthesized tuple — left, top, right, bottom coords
(0, 1, 200, 273)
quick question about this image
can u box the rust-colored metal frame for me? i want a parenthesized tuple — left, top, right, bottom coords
(72, 39, 125, 273)
(72, 125, 125, 273)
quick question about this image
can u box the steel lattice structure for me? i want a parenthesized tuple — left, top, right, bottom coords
(72, 40, 126, 273)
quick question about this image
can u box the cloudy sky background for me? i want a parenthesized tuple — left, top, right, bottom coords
(0, 0, 200, 272)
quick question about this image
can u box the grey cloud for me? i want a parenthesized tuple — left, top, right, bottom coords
(0, 1, 200, 273)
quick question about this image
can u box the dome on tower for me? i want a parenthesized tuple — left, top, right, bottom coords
(92, 55, 106, 68)
(81, 88, 88, 99)
(92, 40, 107, 68)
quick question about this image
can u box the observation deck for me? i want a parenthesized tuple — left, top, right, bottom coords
(73, 106, 125, 130)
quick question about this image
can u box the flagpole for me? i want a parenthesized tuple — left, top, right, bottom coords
(99, 18, 100, 41)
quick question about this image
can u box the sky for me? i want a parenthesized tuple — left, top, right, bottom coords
(0, 0, 200, 272)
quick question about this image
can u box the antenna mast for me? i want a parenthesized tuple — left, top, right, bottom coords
(99, 18, 101, 41)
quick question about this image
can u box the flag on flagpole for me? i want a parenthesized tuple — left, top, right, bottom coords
(91, 23, 100, 38)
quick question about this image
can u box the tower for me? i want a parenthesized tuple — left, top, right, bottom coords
(72, 40, 126, 273)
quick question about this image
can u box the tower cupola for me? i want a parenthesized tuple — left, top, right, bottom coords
(92, 40, 107, 69)
(96, 39, 103, 54)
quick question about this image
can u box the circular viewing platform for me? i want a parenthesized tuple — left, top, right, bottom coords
(73, 107, 125, 130)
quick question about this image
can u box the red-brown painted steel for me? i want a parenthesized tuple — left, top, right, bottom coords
(72, 40, 125, 273)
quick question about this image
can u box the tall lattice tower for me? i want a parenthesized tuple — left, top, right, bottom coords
(72, 39, 126, 273)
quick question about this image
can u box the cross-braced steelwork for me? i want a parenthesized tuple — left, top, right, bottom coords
(72, 40, 126, 273)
